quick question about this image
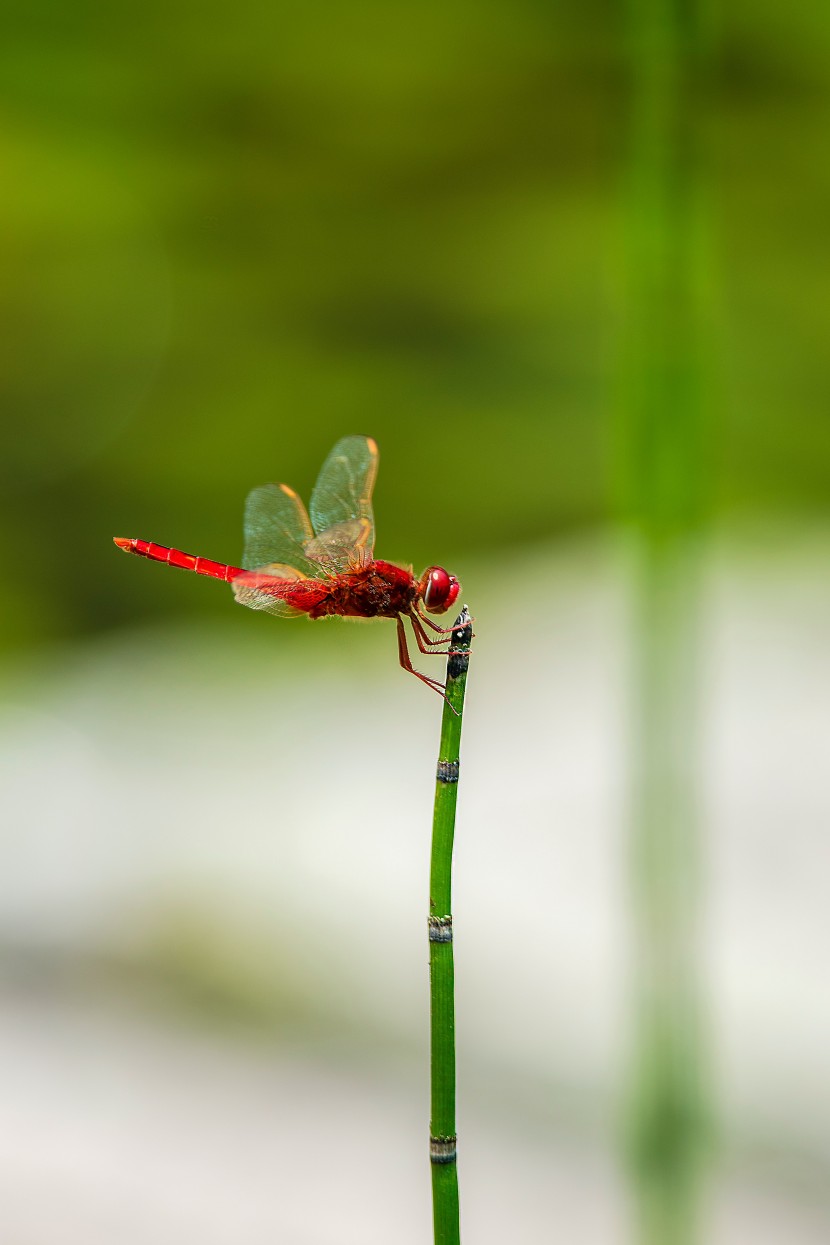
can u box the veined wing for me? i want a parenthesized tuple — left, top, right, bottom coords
(304, 518, 373, 571)
(242, 482, 319, 576)
(232, 562, 307, 618)
(308, 436, 378, 570)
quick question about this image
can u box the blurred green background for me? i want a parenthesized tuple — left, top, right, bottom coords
(2, 3, 829, 1244)
(2, 0, 828, 652)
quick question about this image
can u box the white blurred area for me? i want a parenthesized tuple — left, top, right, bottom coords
(1, 530, 828, 1244)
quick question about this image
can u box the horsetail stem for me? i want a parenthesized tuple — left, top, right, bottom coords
(427, 605, 472, 1245)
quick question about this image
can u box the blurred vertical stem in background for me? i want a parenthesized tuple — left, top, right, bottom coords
(428, 606, 472, 1245)
(616, 1, 715, 1242)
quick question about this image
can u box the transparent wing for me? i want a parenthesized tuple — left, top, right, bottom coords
(304, 518, 373, 570)
(242, 483, 318, 575)
(232, 563, 306, 618)
(309, 436, 378, 566)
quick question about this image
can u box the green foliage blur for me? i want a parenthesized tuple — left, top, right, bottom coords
(2, 0, 828, 651)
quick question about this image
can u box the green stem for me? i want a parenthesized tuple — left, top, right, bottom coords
(616, 1, 714, 1241)
(628, 545, 707, 1245)
(428, 606, 472, 1245)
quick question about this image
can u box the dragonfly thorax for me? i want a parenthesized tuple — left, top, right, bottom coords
(309, 560, 418, 621)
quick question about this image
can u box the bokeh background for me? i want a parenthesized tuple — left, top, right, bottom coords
(2, 2, 829, 1242)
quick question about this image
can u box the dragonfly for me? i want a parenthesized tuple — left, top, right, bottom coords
(114, 435, 467, 699)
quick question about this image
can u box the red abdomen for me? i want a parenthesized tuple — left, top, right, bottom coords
(115, 538, 244, 583)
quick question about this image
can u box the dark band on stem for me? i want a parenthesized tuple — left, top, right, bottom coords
(430, 1134, 458, 1165)
(436, 759, 460, 784)
(428, 915, 453, 943)
(447, 606, 473, 680)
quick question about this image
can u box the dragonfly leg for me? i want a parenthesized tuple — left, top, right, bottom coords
(409, 612, 468, 658)
(396, 616, 449, 698)
(415, 606, 476, 637)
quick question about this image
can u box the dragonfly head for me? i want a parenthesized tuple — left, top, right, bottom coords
(419, 566, 460, 615)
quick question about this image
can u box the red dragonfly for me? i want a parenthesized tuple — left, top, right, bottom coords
(114, 435, 465, 698)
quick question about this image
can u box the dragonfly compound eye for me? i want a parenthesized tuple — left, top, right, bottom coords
(421, 566, 460, 614)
